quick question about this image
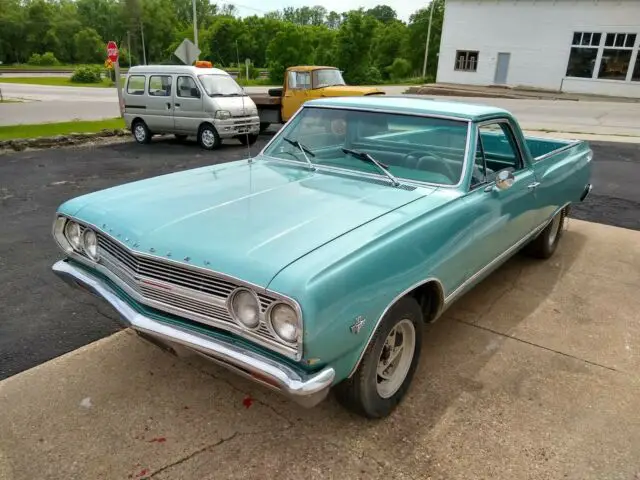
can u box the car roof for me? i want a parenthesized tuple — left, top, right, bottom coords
(304, 95, 511, 121)
(127, 65, 229, 76)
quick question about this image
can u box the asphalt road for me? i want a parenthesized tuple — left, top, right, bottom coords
(0, 138, 638, 380)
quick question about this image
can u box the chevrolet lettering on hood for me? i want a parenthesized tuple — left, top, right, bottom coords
(52, 95, 593, 418)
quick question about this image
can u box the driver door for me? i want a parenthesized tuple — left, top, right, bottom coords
(282, 70, 311, 122)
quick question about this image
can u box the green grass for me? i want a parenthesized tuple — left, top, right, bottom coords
(0, 99, 22, 103)
(0, 118, 125, 141)
(0, 76, 114, 87)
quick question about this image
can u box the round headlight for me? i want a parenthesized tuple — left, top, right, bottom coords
(230, 288, 260, 329)
(82, 229, 99, 261)
(64, 221, 82, 251)
(269, 303, 299, 343)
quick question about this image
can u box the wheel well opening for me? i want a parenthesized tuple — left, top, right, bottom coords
(408, 281, 444, 322)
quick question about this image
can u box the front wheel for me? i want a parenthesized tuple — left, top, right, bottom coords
(335, 297, 423, 418)
(524, 207, 566, 259)
(197, 124, 221, 150)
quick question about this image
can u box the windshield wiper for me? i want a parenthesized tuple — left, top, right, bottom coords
(342, 148, 400, 186)
(283, 137, 316, 170)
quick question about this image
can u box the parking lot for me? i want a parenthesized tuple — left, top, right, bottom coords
(1, 136, 639, 479)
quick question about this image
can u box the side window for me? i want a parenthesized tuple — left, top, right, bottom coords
(177, 76, 200, 98)
(288, 71, 311, 90)
(148, 75, 172, 96)
(478, 122, 523, 174)
(126, 75, 145, 95)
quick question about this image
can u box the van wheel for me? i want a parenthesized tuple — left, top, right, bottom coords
(238, 134, 258, 146)
(524, 207, 566, 259)
(132, 120, 151, 144)
(198, 124, 221, 150)
(335, 297, 423, 418)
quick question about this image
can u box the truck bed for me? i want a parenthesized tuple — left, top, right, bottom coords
(525, 135, 577, 160)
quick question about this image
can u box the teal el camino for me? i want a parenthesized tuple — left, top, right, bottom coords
(52, 96, 593, 418)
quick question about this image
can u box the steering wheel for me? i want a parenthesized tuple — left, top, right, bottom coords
(401, 150, 457, 182)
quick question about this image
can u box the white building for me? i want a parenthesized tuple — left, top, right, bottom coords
(436, 0, 640, 97)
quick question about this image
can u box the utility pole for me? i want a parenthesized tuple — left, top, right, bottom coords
(140, 21, 147, 65)
(192, 0, 198, 49)
(422, 0, 435, 78)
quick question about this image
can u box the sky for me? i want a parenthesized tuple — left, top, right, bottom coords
(226, 0, 430, 23)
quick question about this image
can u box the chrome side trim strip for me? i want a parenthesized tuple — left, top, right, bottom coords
(347, 277, 445, 378)
(533, 140, 582, 163)
(52, 260, 334, 408)
(444, 202, 571, 306)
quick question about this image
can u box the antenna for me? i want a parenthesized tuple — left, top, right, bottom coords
(236, 40, 252, 162)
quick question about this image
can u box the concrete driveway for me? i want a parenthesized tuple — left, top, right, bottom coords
(1, 219, 638, 480)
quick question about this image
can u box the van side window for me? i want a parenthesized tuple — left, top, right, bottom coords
(127, 75, 145, 95)
(177, 76, 200, 98)
(148, 75, 172, 97)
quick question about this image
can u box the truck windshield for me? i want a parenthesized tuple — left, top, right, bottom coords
(198, 75, 246, 96)
(313, 69, 346, 88)
(262, 107, 470, 186)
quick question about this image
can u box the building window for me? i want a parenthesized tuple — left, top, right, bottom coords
(599, 33, 637, 80)
(454, 51, 478, 72)
(566, 32, 601, 78)
(633, 55, 640, 82)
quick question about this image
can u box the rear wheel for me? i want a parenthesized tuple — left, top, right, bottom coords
(259, 122, 271, 133)
(197, 124, 221, 150)
(524, 207, 566, 259)
(335, 297, 423, 418)
(238, 134, 258, 146)
(132, 120, 151, 144)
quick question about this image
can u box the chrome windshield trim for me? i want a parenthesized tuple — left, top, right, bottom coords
(259, 105, 472, 190)
(52, 259, 333, 408)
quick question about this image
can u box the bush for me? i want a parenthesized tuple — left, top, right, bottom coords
(387, 57, 412, 81)
(366, 66, 383, 84)
(28, 52, 60, 66)
(40, 52, 60, 66)
(71, 66, 103, 83)
(27, 53, 42, 65)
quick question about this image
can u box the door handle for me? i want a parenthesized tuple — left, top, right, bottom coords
(527, 182, 541, 189)
(174, 103, 181, 107)
(166, 102, 172, 109)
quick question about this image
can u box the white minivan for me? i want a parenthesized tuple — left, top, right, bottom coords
(123, 65, 260, 149)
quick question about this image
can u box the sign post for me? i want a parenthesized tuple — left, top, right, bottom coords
(107, 41, 124, 117)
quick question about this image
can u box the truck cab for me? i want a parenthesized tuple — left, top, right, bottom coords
(250, 66, 384, 132)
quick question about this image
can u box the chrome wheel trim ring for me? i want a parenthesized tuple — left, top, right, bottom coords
(376, 318, 416, 399)
(134, 124, 146, 142)
(201, 129, 215, 148)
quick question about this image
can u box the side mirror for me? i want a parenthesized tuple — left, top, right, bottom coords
(495, 169, 515, 190)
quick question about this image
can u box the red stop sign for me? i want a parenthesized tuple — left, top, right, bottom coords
(106, 41, 118, 62)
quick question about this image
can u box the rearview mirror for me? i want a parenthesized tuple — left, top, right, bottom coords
(495, 170, 515, 190)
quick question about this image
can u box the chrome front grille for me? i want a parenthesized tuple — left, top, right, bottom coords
(92, 231, 298, 358)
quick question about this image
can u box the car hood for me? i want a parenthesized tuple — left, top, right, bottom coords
(60, 158, 435, 288)
(205, 95, 257, 115)
(320, 86, 384, 96)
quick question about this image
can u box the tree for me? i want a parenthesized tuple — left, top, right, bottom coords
(205, 16, 251, 67)
(335, 11, 379, 84)
(406, 0, 445, 78)
(266, 24, 314, 83)
(325, 11, 341, 29)
(74, 27, 104, 63)
(366, 5, 397, 24)
(371, 20, 408, 77)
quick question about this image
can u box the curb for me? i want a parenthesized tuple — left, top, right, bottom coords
(0, 128, 130, 152)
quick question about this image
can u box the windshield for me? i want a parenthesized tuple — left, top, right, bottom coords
(312, 69, 346, 88)
(198, 74, 246, 96)
(262, 107, 469, 186)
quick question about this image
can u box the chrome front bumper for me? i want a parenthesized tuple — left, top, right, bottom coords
(214, 116, 260, 138)
(52, 260, 335, 408)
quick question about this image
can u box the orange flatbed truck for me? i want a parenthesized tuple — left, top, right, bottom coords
(249, 66, 385, 132)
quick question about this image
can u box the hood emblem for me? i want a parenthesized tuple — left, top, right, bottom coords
(350, 316, 366, 334)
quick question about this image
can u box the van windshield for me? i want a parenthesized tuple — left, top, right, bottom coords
(198, 75, 246, 96)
